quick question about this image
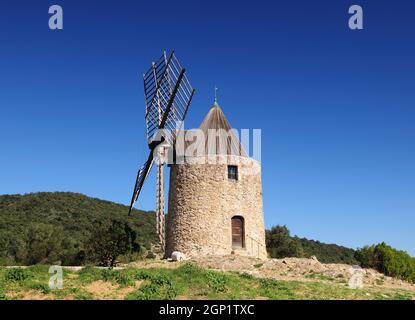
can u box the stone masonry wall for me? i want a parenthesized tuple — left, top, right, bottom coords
(166, 155, 267, 259)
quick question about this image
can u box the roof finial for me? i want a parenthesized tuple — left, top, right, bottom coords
(214, 86, 218, 105)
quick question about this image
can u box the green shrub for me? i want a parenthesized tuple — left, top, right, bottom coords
(206, 271, 229, 293)
(176, 263, 203, 276)
(132, 282, 159, 299)
(134, 270, 153, 281)
(239, 272, 254, 280)
(0, 282, 7, 300)
(113, 272, 134, 287)
(355, 242, 415, 283)
(100, 269, 115, 281)
(128, 272, 177, 300)
(29, 283, 51, 294)
(78, 266, 101, 283)
(258, 278, 295, 298)
(259, 278, 280, 289)
(5, 268, 32, 282)
(86, 219, 140, 267)
(150, 274, 171, 286)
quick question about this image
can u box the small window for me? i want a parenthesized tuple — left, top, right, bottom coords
(228, 165, 238, 180)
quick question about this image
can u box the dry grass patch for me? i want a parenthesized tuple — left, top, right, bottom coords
(7, 290, 54, 300)
(84, 279, 144, 300)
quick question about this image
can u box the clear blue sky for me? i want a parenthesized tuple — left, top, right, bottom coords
(0, 0, 414, 255)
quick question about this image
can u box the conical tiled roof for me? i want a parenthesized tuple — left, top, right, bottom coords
(199, 102, 232, 132)
(174, 102, 248, 160)
(197, 103, 248, 157)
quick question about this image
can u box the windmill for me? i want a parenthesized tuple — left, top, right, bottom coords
(128, 51, 195, 255)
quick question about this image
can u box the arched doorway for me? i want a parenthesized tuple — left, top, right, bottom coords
(231, 216, 245, 248)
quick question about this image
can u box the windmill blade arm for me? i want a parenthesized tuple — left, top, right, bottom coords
(128, 153, 154, 215)
(158, 68, 186, 131)
(144, 51, 196, 145)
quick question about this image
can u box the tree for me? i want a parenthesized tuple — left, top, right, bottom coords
(266, 225, 304, 258)
(25, 223, 65, 265)
(86, 219, 140, 267)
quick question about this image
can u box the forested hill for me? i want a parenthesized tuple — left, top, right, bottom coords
(266, 226, 358, 265)
(0, 192, 156, 265)
(0, 192, 359, 266)
(296, 237, 357, 264)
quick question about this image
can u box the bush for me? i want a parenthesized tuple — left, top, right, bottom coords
(258, 278, 295, 298)
(86, 219, 140, 267)
(134, 270, 153, 281)
(129, 271, 177, 300)
(150, 274, 172, 286)
(0, 289, 6, 300)
(206, 271, 229, 293)
(78, 266, 101, 283)
(99, 269, 134, 286)
(5, 268, 32, 282)
(355, 242, 415, 283)
(239, 272, 254, 280)
(29, 283, 51, 294)
(176, 263, 203, 277)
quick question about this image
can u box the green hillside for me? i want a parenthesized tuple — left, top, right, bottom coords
(0, 192, 156, 266)
(1, 192, 358, 266)
(297, 237, 357, 264)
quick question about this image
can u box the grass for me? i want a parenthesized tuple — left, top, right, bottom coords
(305, 272, 335, 281)
(0, 263, 414, 300)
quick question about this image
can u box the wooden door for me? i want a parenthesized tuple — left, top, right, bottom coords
(231, 216, 244, 248)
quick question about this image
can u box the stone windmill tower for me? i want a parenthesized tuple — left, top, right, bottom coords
(128, 52, 266, 259)
(165, 100, 267, 259)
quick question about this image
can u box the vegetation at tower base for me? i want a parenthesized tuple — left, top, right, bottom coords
(0, 192, 156, 266)
(266, 225, 358, 265)
(354, 243, 415, 283)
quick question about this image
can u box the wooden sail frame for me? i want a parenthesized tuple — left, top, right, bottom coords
(128, 51, 195, 255)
